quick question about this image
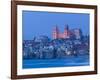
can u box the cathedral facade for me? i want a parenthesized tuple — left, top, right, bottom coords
(52, 25, 82, 39)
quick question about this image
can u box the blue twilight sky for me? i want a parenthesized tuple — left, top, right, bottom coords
(22, 11, 90, 40)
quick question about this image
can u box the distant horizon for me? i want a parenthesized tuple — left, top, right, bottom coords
(22, 11, 90, 40)
(23, 26, 89, 40)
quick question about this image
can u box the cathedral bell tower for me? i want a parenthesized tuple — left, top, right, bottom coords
(63, 25, 70, 38)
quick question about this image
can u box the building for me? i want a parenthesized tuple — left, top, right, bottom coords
(34, 35, 50, 43)
(52, 25, 70, 39)
(52, 25, 82, 39)
(73, 28, 82, 39)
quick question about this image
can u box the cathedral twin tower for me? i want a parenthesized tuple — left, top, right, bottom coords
(52, 25, 82, 39)
(52, 25, 70, 39)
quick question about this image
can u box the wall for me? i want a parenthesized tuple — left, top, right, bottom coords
(0, 0, 100, 80)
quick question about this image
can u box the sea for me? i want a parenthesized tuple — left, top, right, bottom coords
(23, 55, 89, 69)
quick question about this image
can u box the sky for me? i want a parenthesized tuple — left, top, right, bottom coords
(22, 10, 90, 40)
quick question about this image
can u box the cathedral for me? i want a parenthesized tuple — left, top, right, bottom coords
(52, 25, 82, 39)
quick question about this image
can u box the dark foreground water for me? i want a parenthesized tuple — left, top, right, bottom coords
(23, 55, 89, 69)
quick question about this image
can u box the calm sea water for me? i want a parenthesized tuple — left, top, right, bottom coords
(23, 55, 89, 69)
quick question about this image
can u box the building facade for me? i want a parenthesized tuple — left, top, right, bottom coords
(52, 25, 82, 39)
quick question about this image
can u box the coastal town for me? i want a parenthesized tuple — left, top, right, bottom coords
(23, 25, 89, 59)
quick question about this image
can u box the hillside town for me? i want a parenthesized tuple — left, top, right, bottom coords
(23, 25, 89, 59)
